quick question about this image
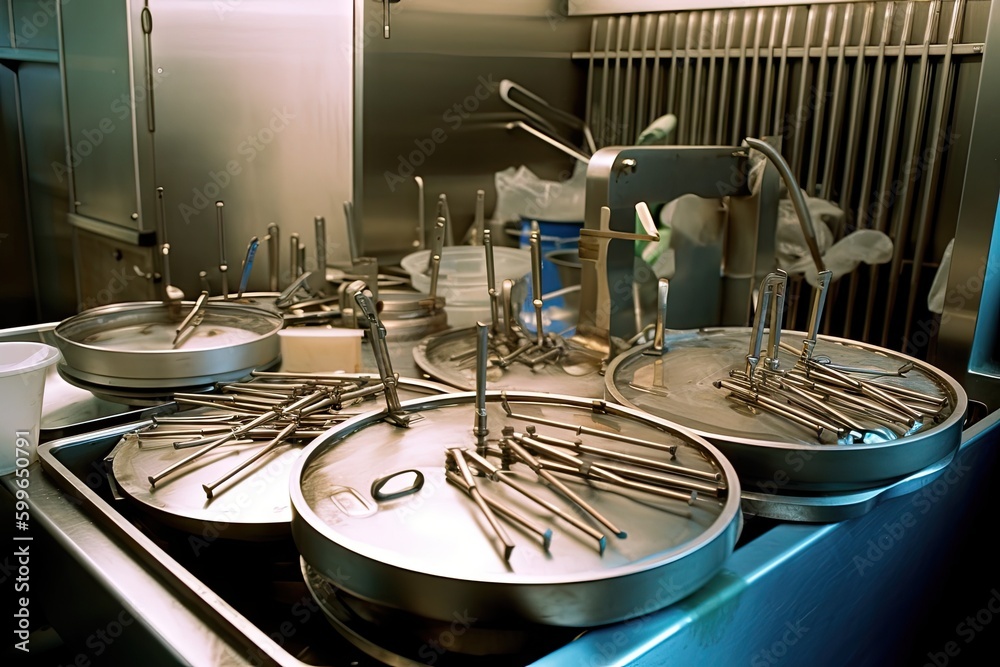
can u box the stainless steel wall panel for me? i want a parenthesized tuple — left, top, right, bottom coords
(1, 1, 11, 48)
(11, 0, 60, 50)
(17, 61, 73, 320)
(73, 227, 156, 309)
(148, 0, 354, 295)
(0, 62, 38, 327)
(358, 0, 592, 262)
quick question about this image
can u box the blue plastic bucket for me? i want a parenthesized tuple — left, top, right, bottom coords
(517, 218, 583, 333)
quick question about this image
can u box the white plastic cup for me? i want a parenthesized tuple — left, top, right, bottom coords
(0, 342, 61, 475)
(278, 328, 364, 373)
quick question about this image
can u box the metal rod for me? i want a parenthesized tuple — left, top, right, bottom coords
(172, 291, 209, 348)
(450, 449, 514, 561)
(770, 378, 865, 433)
(202, 422, 297, 499)
(154, 187, 178, 301)
(437, 194, 454, 247)
(427, 253, 441, 304)
(473, 189, 485, 245)
(524, 430, 719, 488)
(427, 216, 445, 273)
(483, 229, 501, 335)
(501, 398, 684, 461)
(266, 223, 279, 291)
(787, 374, 916, 426)
(666, 13, 682, 120)
(314, 216, 327, 287)
(765, 270, 787, 371)
(903, 0, 964, 346)
(575, 457, 721, 498)
(759, 6, 780, 137)
(505, 438, 626, 539)
(648, 14, 667, 125)
(622, 15, 638, 143)
(148, 410, 280, 486)
(586, 18, 597, 132)
(689, 11, 707, 144)
(474, 323, 489, 450)
(820, 3, 853, 203)
(703, 10, 723, 144)
(598, 17, 612, 146)
(801, 270, 832, 362)
(745, 273, 776, 380)
(539, 458, 697, 507)
(152, 415, 238, 425)
(745, 8, 765, 138)
(772, 6, 796, 135)
(414, 176, 425, 250)
(216, 201, 228, 299)
(464, 449, 606, 553)
(501, 279, 517, 342)
(678, 12, 696, 143)
(342, 201, 358, 263)
(880, 1, 941, 347)
(289, 233, 301, 278)
(137, 427, 232, 440)
(445, 470, 552, 551)
(843, 2, 892, 337)
(805, 3, 836, 195)
(837, 2, 873, 216)
(866, 380, 947, 407)
(862, 1, 916, 342)
(722, 378, 845, 434)
(529, 226, 545, 346)
(724, 391, 828, 439)
(791, 5, 818, 177)
(635, 14, 652, 140)
(354, 287, 408, 426)
(730, 9, 752, 146)
(610, 16, 625, 144)
(652, 278, 668, 354)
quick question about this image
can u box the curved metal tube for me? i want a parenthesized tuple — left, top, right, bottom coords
(743, 137, 826, 273)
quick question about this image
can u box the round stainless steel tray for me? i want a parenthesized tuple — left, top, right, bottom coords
(55, 365, 220, 407)
(606, 328, 967, 493)
(110, 377, 451, 540)
(412, 327, 606, 397)
(290, 391, 742, 627)
(378, 289, 449, 342)
(54, 300, 282, 387)
(301, 558, 579, 666)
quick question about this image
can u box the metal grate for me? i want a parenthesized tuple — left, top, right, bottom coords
(575, 1, 986, 358)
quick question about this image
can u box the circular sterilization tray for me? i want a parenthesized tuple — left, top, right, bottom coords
(290, 391, 742, 627)
(606, 328, 967, 493)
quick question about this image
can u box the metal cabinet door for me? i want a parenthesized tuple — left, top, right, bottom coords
(61, 0, 153, 233)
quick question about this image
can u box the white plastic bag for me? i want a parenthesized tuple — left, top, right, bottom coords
(927, 238, 954, 315)
(491, 161, 587, 223)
